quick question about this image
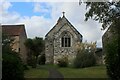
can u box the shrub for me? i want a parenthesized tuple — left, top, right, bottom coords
(74, 52, 96, 68)
(27, 55, 36, 68)
(38, 54, 46, 65)
(57, 55, 68, 67)
(105, 36, 120, 80)
(2, 34, 24, 80)
(31, 56, 37, 68)
(26, 50, 33, 66)
(2, 52, 24, 80)
(23, 64, 29, 70)
(74, 42, 96, 68)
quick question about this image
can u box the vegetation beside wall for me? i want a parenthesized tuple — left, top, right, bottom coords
(24, 37, 45, 68)
(38, 53, 46, 65)
(2, 34, 24, 80)
(105, 35, 120, 80)
(57, 55, 68, 67)
(74, 42, 96, 68)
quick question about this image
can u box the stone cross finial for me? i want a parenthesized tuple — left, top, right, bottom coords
(62, 12, 65, 17)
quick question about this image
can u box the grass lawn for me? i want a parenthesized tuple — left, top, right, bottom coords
(24, 65, 49, 78)
(24, 65, 108, 79)
(58, 65, 108, 78)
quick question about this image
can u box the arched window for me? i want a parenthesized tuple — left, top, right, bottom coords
(61, 32, 71, 47)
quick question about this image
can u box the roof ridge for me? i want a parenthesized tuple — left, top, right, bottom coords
(45, 13, 82, 38)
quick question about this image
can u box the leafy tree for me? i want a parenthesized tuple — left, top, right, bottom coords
(84, 2, 120, 30)
(80, 1, 120, 79)
(24, 37, 45, 68)
(2, 34, 24, 80)
(32, 37, 45, 62)
(24, 38, 34, 66)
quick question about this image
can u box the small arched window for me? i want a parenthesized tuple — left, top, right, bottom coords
(61, 32, 71, 47)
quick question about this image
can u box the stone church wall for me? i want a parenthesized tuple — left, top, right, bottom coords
(45, 15, 82, 64)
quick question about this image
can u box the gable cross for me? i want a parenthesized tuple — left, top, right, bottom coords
(62, 12, 65, 17)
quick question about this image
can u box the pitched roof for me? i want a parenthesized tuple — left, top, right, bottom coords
(61, 16, 82, 37)
(45, 15, 82, 38)
(2, 24, 26, 36)
(45, 17, 62, 37)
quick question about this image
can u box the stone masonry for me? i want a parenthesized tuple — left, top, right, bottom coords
(45, 13, 82, 64)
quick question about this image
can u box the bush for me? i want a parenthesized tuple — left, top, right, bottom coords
(74, 51, 96, 68)
(74, 42, 96, 68)
(31, 56, 37, 68)
(38, 54, 46, 65)
(2, 34, 25, 80)
(23, 64, 29, 70)
(105, 36, 120, 80)
(57, 56, 68, 67)
(27, 55, 37, 68)
(26, 51, 32, 66)
(2, 52, 24, 80)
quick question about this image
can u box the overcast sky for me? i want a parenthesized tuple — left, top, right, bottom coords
(0, 0, 105, 47)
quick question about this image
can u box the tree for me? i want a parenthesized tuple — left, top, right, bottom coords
(32, 37, 45, 62)
(2, 34, 24, 80)
(24, 37, 45, 68)
(81, 1, 120, 79)
(84, 2, 120, 30)
(24, 38, 34, 66)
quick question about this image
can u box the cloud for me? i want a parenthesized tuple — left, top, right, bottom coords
(0, 0, 12, 23)
(2, 12, 21, 24)
(0, 0, 12, 11)
(1, 2, 103, 47)
(33, 3, 51, 13)
(18, 16, 53, 38)
(34, 3, 42, 12)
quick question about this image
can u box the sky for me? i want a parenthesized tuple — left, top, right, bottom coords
(0, 0, 105, 47)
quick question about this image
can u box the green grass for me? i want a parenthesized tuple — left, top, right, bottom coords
(24, 66, 49, 78)
(58, 65, 108, 78)
(24, 65, 108, 79)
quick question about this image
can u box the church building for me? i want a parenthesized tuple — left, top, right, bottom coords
(45, 12, 83, 64)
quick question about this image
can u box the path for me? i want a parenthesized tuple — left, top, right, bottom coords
(48, 68, 64, 78)
(40, 65, 64, 80)
(44, 67, 64, 80)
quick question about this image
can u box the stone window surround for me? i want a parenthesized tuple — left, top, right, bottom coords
(60, 31, 72, 48)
